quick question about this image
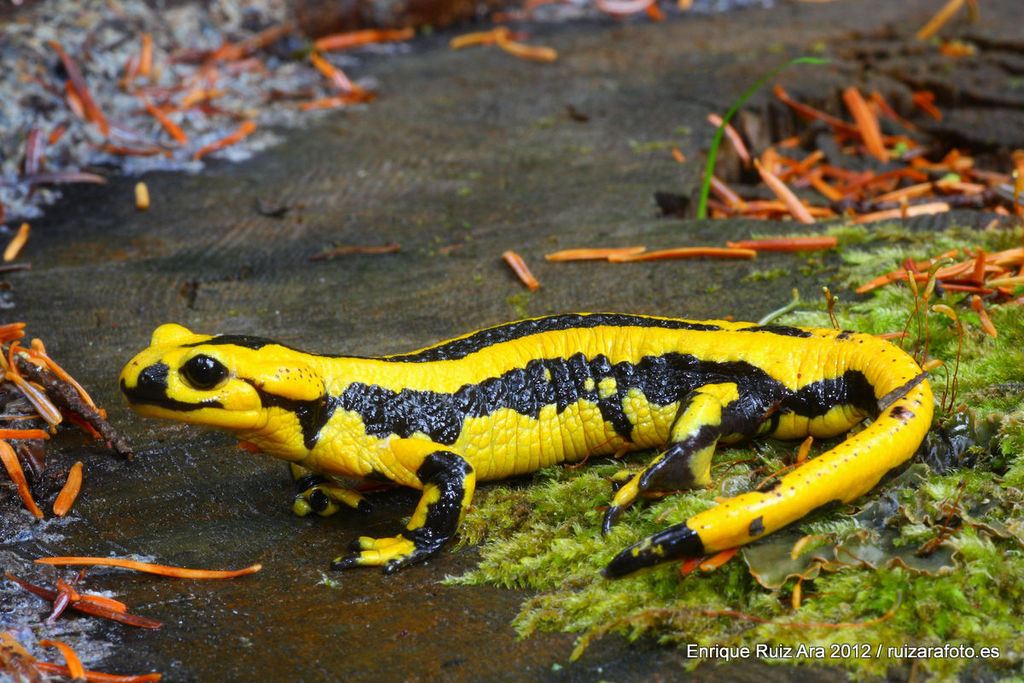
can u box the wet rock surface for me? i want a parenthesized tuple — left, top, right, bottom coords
(2, 0, 1022, 679)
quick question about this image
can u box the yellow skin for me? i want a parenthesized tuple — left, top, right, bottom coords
(119, 314, 933, 575)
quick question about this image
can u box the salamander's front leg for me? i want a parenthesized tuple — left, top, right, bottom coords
(290, 463, 370, 517)
(331, 450, 476, 574)
(604, 382, 761, 532)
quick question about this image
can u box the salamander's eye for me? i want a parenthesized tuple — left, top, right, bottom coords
(180, 354, 228, 390)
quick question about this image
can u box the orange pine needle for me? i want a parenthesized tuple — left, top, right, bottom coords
(678, 557, 702, 577)
(314, 27, 414, 52)
(912, 91, 942, 120)
(53, 461, 84, 516)
(842, 87, 887, 162)
(608, 247, 757, 261)
(856, 248, 960, 293)
(725, 236, 837, 252)
(502, 250, 540, 290)
(210, 22, 295, 61)
(35, 556, 263, 579)
(753, 159, 815, 224)
(64, 81, 86, 119)
(709, 175, 747, 210)
(3, 222, 30, 262)
(971, 295, 997, 337)
(7, 572, 159, 629)
(193, 120, 257, 161)
(941, 283, 994, 294)
(699, 547, 739, 572)
(450, 28, 505, 49)
(47, 125, 67, 146)
(26, 338, 100, 411)
(138, 93, 188, 145)
(299, 91, 377, 111)
(180, 88, 226, 108)
(76, 592, 129, 614)
(309, 52, 356, 92)
(0, 322, 25, 343)
(0, 439, 43, 518)
(6, 342, 62, 426)
(33, 661, 162, 683)
(138, 33, 153, 78)
(795, 435, 814, 463)
(838, 167, 930, 197)
(873, 182, 936, 204)
(707, 113, 750, 166)
(39, 640, 86, 680)
(916, 0, 966, 40)
(850, 201, 949, 224)
(807, 172, 845, 202)
(0, 428, 49, 439)
(969, 249, 988, 285)
(776, 149, 825, 183)
(544, 247, 646, 261)
(50, 41, 110, 136)
(773, 85, 859, 136)
(869, 91, 917, 130)
(494, 29, 557, 62)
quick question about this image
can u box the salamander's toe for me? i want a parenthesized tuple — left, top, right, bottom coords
(602, 522, 705, 579)
(602, 505, 623, 535)
(330, 555, 362, 571)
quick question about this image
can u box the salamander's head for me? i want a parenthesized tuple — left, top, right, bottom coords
(120, 324, 326, 435)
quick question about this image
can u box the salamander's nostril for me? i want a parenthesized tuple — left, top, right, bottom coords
(139, 363, 167, 388)
(124, 362, 171, 401)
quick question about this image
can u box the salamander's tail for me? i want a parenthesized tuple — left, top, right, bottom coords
(602, 523, 704, 579)
(603, 351, 933, 579)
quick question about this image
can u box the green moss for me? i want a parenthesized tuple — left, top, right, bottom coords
(505, 292, 531, 319)
(450, 225, 1024, 679)
(742, 267, 791, 283)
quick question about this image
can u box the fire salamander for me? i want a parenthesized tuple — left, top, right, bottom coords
(119, 313, 932, 576)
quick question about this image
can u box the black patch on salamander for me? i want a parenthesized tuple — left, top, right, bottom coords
(639, 423, 720, 491)
(250, 384, 338, 450)
(790, 369, 878, 419)
(877, 372, 928, 413)
(336, 351, 878, 446)
(403, 451, 474, 558)
(889, 405, 912, 422)
(184, 334, 290, 351)
(736, 324, 813, 338)
(415, 451, 472, 509)
(602, 521, 706, 578)
(748, 516, 765, 537)
(121, 363, 224, 412)
(379, 313, 723, 363)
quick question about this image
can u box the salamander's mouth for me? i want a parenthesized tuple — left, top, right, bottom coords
(120, 378, 223, 412)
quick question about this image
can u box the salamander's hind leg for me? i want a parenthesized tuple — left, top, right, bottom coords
(603, 382, 762, 532)
(331, 451, 476, 574)
(290, 463, 370, 517)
